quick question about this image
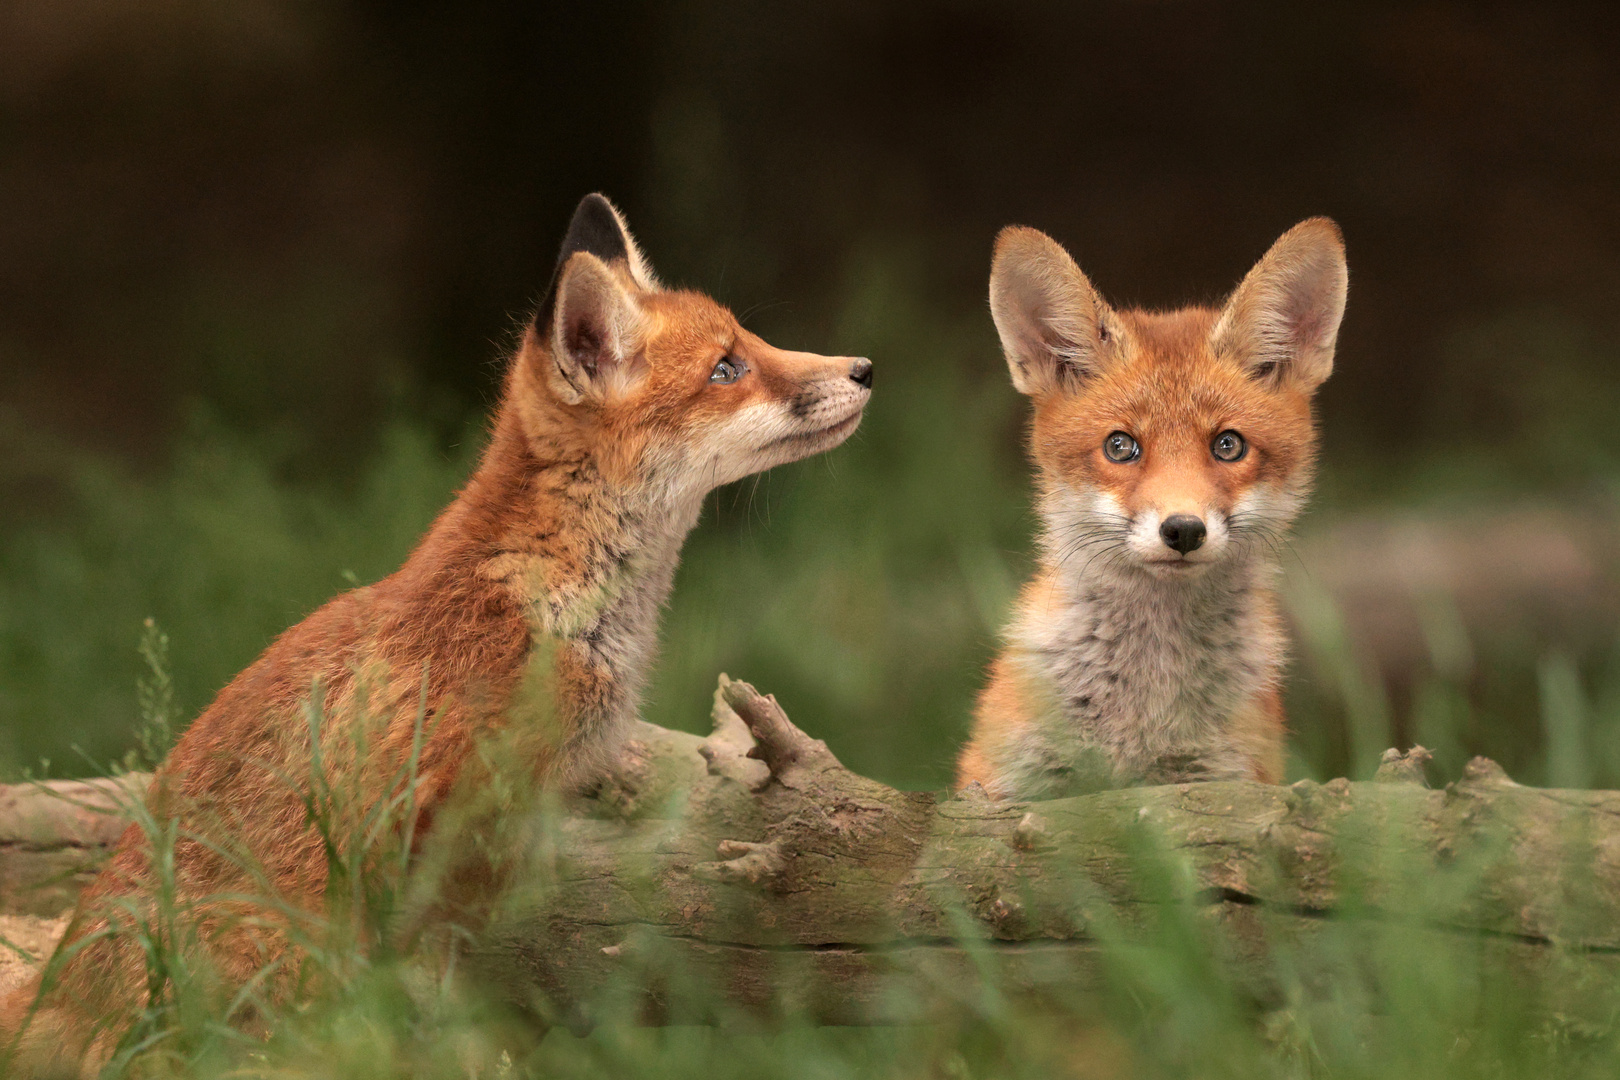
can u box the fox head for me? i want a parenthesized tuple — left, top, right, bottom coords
(989, 218, 1347, 579)
(510, 194, 873, 500)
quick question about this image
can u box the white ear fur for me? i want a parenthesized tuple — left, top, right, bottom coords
(1211, 217, 1348, 391)
(548, 252, 648, 405)
(596, 197, 660, 293)
(988, 226, 1113, 396)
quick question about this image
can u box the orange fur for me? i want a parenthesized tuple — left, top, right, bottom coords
(958, 219, 1346, 798)
(1, 195, 872, 1074)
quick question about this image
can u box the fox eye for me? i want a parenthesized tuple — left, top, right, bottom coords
(1211, 430, 1247, 462)
(709, 357, 745, 385)
(1103, 431, 1140, 463)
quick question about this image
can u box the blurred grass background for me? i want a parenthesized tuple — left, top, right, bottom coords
(5, 0, 1620, 791)
(8, 6, 1620, 1075)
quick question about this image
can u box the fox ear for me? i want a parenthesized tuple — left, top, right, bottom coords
(1212, 217, 1347, 392)
(547, 193, 659, 299)
(989, 226, 1114, 396)
(540, 194, 659, 404)
(548, 251, 648, 404)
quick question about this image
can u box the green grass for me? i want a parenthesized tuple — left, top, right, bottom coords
(9, 391, 1620, 791)
(0, 412, 476, 776)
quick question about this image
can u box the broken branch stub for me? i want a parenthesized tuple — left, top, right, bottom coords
(719, 674, 840, 780)
(695, 675, 937, 895)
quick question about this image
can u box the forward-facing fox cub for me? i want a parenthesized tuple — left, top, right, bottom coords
(4, 194, 874, 1073)
(957, 219, 1347, 799)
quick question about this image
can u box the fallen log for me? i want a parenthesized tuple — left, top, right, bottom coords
(0, 774, 148, 997)
(0, 774, 146, 918)
(4, 680, 1619, 1030)
(475, 677, 1620, 1027)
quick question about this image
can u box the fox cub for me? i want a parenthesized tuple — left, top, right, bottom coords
(3, 194, 873, 1072)
(957, 218, 1347, 799)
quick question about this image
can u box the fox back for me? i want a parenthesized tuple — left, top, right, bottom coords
(958, 218, 1347, 798)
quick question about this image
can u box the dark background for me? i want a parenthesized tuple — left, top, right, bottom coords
(5, 0, 1620, 787)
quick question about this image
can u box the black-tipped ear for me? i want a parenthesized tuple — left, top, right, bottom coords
(558, 194, 631, 270)
(535, 193, 658, 329)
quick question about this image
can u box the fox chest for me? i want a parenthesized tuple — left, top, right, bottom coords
(509, 525, 689, 721)
(1017, 584, 1277, 773)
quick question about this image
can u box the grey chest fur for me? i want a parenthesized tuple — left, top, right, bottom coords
(1001, 562, 1280, 797)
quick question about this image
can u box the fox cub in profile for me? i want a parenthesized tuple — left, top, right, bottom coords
(3, 194, 873, 1073)
(957, 218, 1347, 799)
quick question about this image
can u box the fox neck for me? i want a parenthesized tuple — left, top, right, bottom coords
(426, 404, 706, 779)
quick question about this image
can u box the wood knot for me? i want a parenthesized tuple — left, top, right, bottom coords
(697, 838, 788, 886)
(988, 896, 1025, 932)
(955, 781, 991, 804)
(1009, 812, 1049, 851)
(1460, 756, 1515, 788)
(1373, 746, 1434, 787)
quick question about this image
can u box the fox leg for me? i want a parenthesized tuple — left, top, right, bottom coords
(1229, 687, 1288, 783)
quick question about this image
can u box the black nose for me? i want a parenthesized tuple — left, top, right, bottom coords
(849, 358, 874, 389)
(1159, 515, 1206, 554)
